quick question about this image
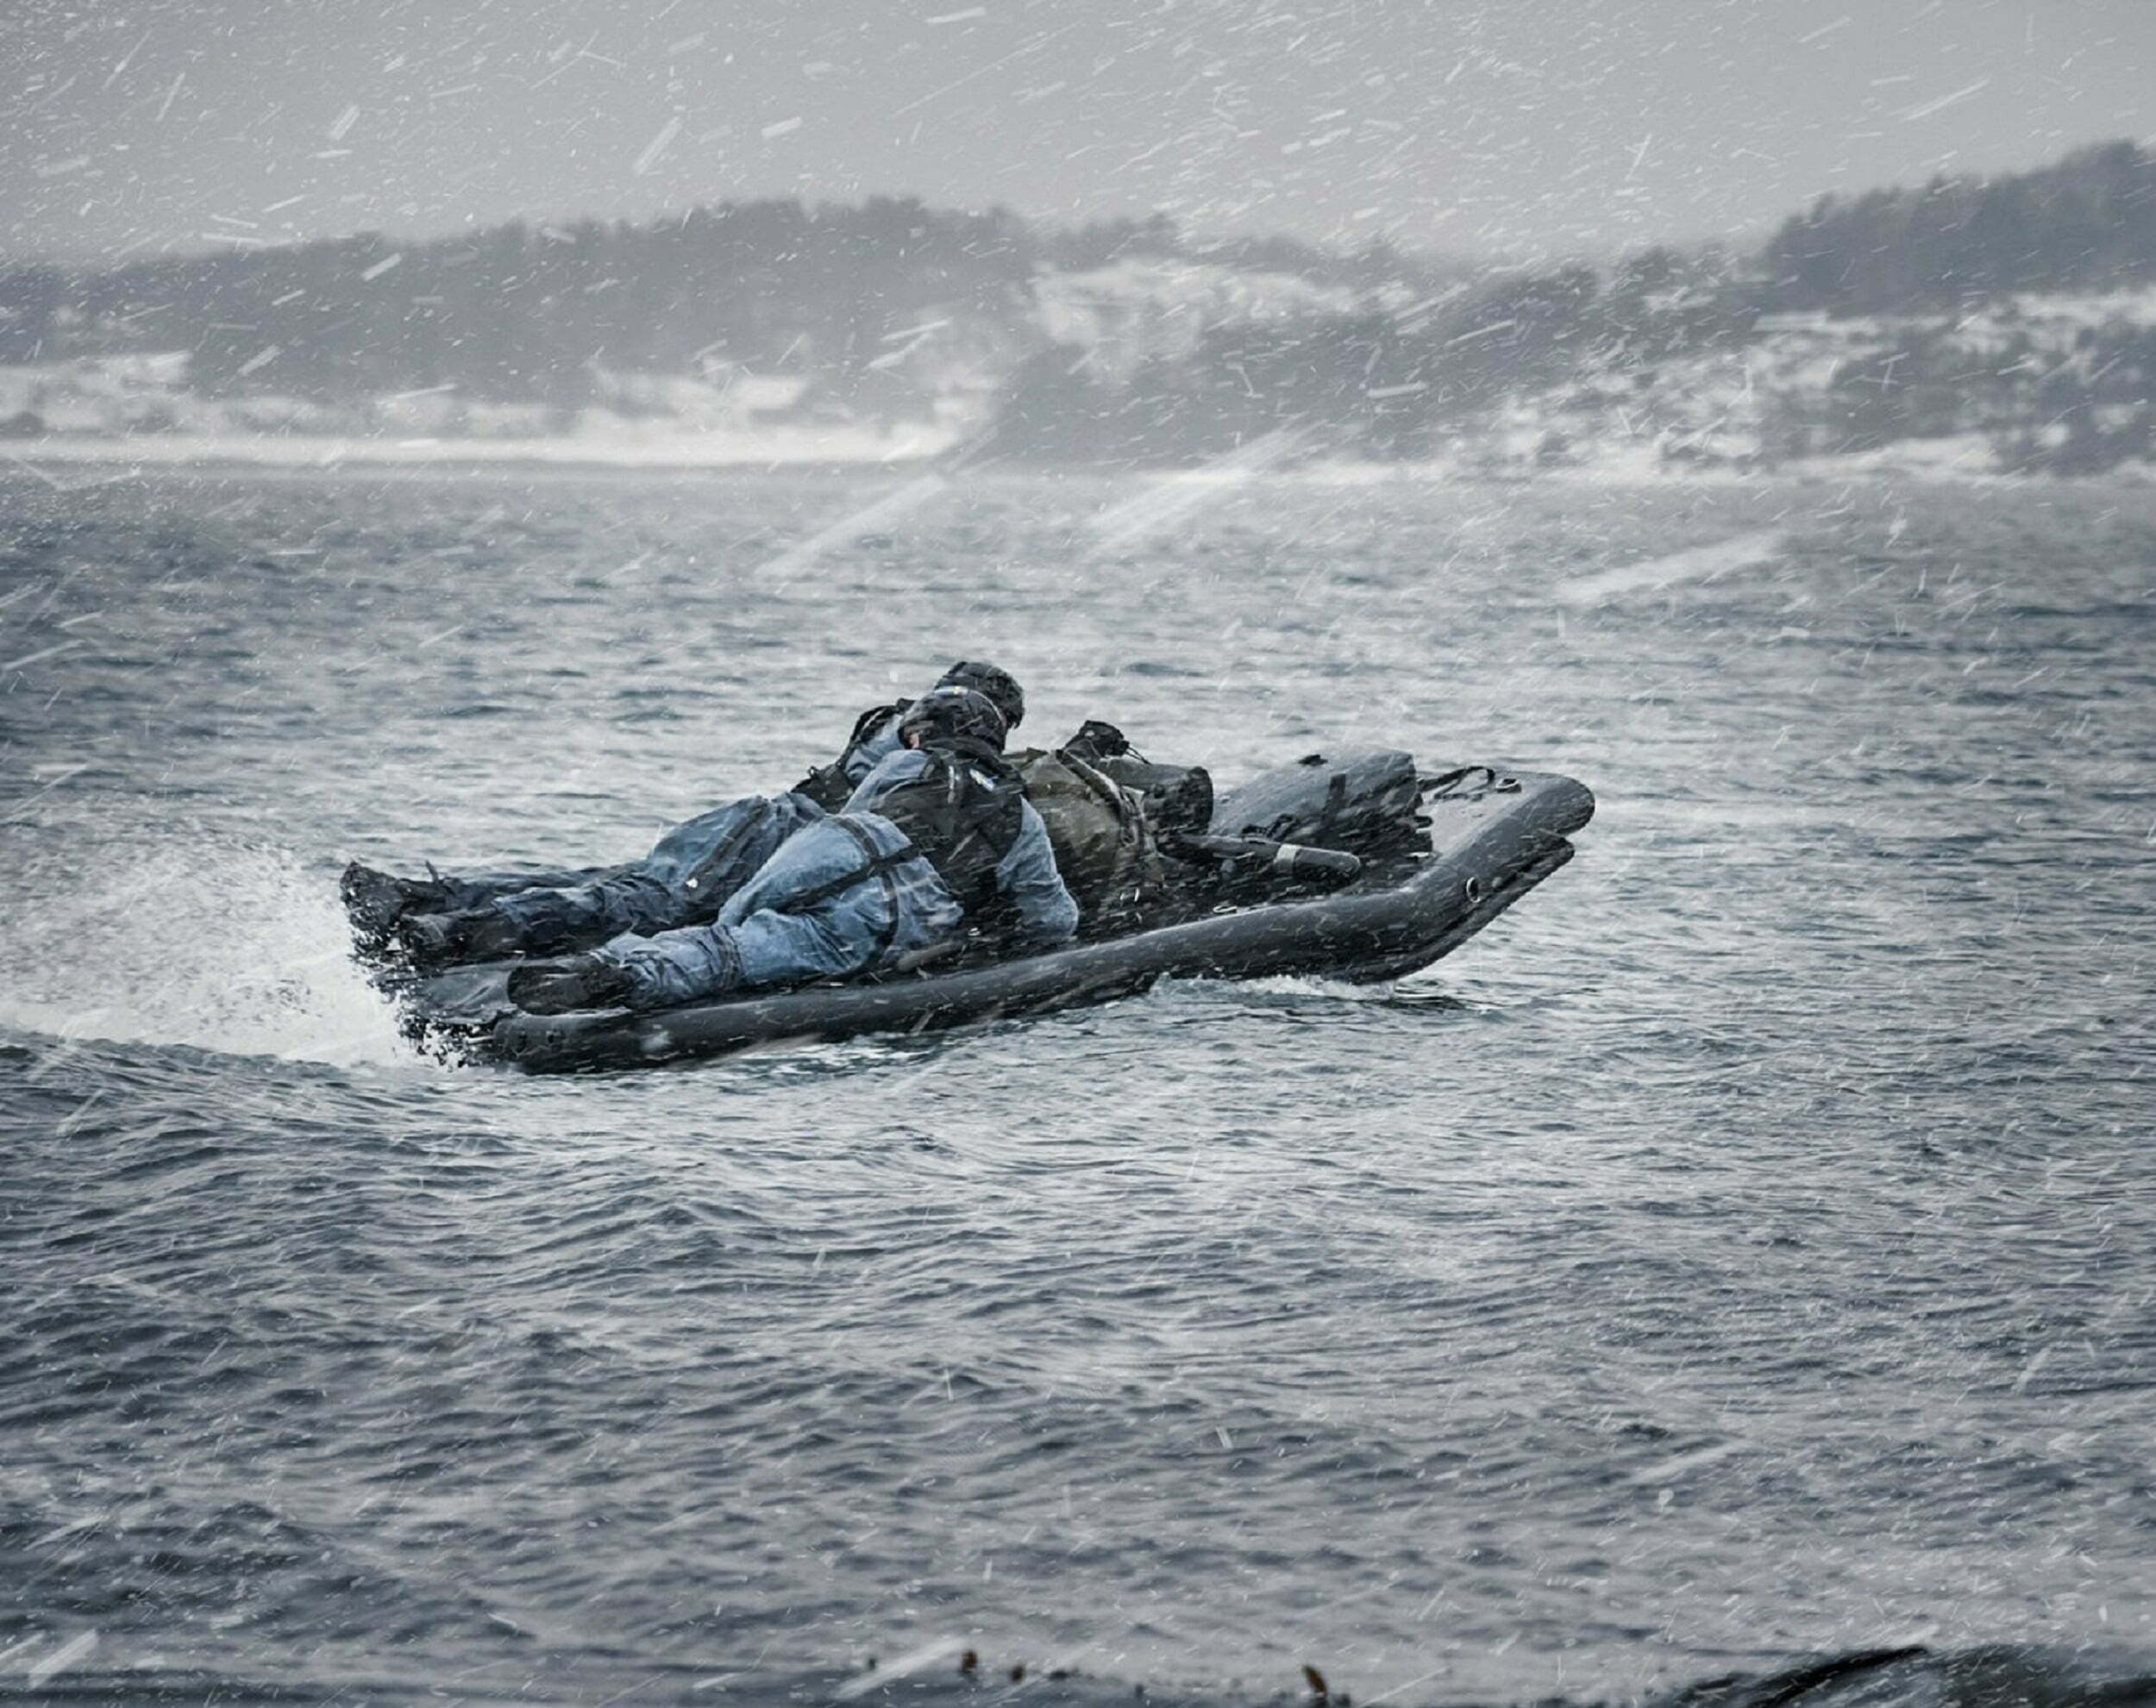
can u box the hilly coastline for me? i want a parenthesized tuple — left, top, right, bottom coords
(4, 141, 2153, 479)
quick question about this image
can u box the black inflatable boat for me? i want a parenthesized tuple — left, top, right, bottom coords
(394, 753, 1592, 1073)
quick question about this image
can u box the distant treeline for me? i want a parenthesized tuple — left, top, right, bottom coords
(1762, 316, 2156, 476)
(3, 141, 2154, 467)
(0, 197, 1043, 400)
(990, 249, 1749, 462)
(1760, 141, 2156, 313)
(0, 198, 1432, 402)
(1005, 140, 2156, 463)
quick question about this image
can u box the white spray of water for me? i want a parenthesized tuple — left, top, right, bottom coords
(0, 830, 415, 1068)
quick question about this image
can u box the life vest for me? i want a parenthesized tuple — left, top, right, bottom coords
(1010, 748, 1169, 935)
(863, 738, 1026, 914)
(792, 699, 911, 810)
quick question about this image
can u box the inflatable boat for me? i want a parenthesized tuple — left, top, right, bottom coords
(390, 752, 1593, 1073)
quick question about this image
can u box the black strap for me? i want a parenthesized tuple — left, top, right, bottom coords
(836, 815, 907, 967)
(788, 764, 848, 810)
(1420, 766, 1521, 801)
(1317, 770, 1349, 834)
(677, 804, 772, 906)
(846, 698, 909, 746)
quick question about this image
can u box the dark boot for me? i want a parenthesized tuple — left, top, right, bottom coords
(342, 862, 452, 946)
(506, 954, 636, 1015)
(396, 906, 532, 970)
(458, 910, 530, 962)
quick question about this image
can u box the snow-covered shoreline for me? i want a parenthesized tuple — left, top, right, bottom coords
(4, 422, 957, 472)
(13, 433, 2139, 490)
(5, 275, 2154, 484)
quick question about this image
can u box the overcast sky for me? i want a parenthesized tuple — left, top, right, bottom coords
(5, 0, 2153, 266)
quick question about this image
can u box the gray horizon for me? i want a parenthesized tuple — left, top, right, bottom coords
(4, 0, 2154, 267)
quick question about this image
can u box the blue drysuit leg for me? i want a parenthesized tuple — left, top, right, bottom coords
(486, 869, 677, 950)
(595, 815, 963, 1010)
(482, 792, 824, 954)
(424, 865, 616, 912)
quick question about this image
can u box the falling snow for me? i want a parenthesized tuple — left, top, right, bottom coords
(3, 5, 2155, 1705)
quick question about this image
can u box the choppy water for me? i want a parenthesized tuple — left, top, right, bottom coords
(3, 466, 2153, 1707)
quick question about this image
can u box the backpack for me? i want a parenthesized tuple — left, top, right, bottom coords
(1209, 748, 1427, 860)
(1059, 721, 1216, 837)
(792, 699, 911, 810)
(1012, 748, 1169, 935)
(866, 741, 1026, 914)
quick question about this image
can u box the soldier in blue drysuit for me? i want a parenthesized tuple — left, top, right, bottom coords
(503, 685, 1078, 1015)
(341, 660, 1027, 966)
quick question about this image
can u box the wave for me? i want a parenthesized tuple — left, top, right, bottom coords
(0, 827, 413, 1069)
(0, 1642, 2146, 1708)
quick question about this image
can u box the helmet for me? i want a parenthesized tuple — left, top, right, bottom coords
(935, 660, 1025, 731)
(899, 685, 1008, 754)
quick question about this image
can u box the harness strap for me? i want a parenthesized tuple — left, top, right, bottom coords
(678, 804, 773, 904)
(837, 814, 908, 967)
(770, 818, 921, 917)
(1319, 770, 1350, 833)
(1420, 766, 1521, 801)
(845, 698, 909, 748)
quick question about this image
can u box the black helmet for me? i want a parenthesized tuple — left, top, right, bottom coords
(936, 660, 1025, 731)
(899, 685, 1008, 754)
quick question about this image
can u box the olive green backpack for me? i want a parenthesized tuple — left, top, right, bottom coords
(1010, 748, 1169, 935)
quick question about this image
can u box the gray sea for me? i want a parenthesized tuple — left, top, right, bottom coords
(2, 466, 2153, 1707)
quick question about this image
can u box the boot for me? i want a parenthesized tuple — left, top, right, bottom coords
(506, 954, 635, 1015)
(341, 862, 451, 945)
(394, 911, 464, 968)
(396, 906, 530, 970)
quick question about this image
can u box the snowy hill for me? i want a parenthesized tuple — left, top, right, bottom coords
(1033, 258, 1363, 380)
(5, 262, 2153, 479)
(0, 253, 1357, 463)
(1468, 286, 2156, 480)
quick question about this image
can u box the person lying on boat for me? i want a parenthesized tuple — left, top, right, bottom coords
(504, 684, 1078, 1015)
(345, 653, 1344, 970)
(342, 660, 1031, 967)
